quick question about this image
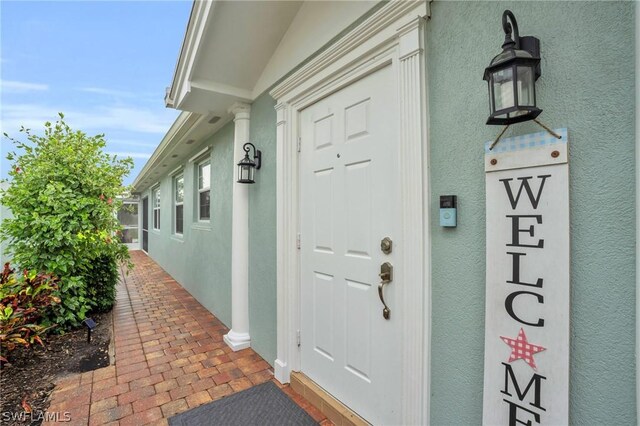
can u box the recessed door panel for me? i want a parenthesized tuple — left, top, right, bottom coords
(345, 99, 370, 141)
(345, 160, 372, 259)
(345, 279, 372, 383)
(313, 272, 335, 361)
(314, 114, 334, 151)
(313, 168, 334, 253)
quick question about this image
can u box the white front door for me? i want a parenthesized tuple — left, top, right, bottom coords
(299, 64, 401, 425)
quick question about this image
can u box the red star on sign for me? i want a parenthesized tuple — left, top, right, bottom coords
(500, 328, 546, 371)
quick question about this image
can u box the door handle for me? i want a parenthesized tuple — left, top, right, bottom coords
(378, 262, 393, 320)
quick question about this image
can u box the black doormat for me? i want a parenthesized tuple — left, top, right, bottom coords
(168, 381, 318, 426)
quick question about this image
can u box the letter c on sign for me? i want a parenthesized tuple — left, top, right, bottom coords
(505, 291, 545, 327)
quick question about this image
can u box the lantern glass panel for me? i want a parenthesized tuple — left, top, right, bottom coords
(238, 163, 253, 183)
(517, 66, 535, 107)
(492, 67, 515, 112)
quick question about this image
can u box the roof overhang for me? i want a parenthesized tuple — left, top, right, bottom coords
(131, 111, 227, 193)
(165, 0, 303, 116)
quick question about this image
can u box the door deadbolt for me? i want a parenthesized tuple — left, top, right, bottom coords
(380, 237, 392, 255)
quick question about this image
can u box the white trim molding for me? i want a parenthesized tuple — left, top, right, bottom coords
(188, 146, 211, 163)
(397, 15, 429, 425)
(270, 1, 430, 424)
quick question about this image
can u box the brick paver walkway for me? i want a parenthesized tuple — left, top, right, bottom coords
(45, 251, 328, 425)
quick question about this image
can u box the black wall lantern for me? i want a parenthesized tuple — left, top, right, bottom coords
(237, 143, 261, 184)
(483, 10, 542, 126)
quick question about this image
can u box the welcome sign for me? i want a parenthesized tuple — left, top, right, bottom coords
(482, 129, 569, 425)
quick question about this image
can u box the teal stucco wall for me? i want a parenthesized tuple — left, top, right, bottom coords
(426, 1, 635, 424)
(143, 122, 234, 327)
(248, 92, 278, 364)
(141, 95, 280, 365)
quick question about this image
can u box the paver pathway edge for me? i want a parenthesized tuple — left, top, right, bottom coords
(43, 251, 330, 426)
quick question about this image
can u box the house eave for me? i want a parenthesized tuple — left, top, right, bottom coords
(132, 111, 231, 194)
(166, 0, 215, 112)
(165, 0, 303, 115)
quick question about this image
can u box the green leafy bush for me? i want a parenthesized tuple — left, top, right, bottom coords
(1, 115, 133, 328)
(0, 263, 60, 361)
(87, 255, 120, 313)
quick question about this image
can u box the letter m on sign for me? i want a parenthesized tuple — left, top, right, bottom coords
(500, 175, 551, 210)
(501, 362, 547, 411)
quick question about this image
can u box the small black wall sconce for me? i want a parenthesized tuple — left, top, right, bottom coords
(484, 10, 560, 149)
(237, 143, 262, 184)
(484, 10, 541, 126)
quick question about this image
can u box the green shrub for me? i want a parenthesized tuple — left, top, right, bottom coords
(87, 254, 120, 313)
(0, 263, 60, 362)
(1, 115, 133, 328)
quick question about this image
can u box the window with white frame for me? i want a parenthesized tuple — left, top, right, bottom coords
(174, 174, 184, 235)
(197, 159, 211, 221)
(152, 187, 160, 230)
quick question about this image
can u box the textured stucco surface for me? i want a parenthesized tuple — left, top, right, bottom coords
(144, 121, 234, 327)
(142, 96, 280, 366)
(247, 92, 278, 364)
(426, 1, 636, 424)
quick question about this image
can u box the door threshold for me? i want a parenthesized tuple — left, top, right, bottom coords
(290, 372, 370, 426)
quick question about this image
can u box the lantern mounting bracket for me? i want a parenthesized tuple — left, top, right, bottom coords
(520, 36, 541, 79)
(243, 143, 261, 170)
(501, 10, 541, 79)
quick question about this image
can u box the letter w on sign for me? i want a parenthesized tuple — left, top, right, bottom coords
(499, 175, 551, 210)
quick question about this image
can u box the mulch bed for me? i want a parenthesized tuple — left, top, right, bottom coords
(0, 311, 113, 426)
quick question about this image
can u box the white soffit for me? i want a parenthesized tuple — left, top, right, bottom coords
(132, 111, 228, 193)
(169, 1, 302, 114)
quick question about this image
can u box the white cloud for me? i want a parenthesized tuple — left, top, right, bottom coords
(106, 151, 152, 159)
(1, 80, 48, 93)
(0, 103, 177, 135)
(107, 139, 159, 149)
(79, 87, 133, 98)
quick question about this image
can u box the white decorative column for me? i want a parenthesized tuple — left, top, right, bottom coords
(224, 102, 252, 351)
(397, 16, 428, 426)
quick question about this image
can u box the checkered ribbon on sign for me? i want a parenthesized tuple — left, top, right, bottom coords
(484, 128, 568, 154)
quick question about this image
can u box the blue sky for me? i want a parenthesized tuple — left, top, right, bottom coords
(0, 1, 192, 185)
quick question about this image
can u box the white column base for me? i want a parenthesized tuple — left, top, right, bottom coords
(223, 330, 251, 351)
(274, 359, 290, 384)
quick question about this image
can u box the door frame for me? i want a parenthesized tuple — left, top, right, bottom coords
(141, 196, 149, 254)
(120, 200, 141, 250)
(270, 1, 430, 424)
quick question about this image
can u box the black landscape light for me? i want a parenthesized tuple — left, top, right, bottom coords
(483, 10, 542, 126)
(83, 318, 97, 343)
(237, 143, 262, 184)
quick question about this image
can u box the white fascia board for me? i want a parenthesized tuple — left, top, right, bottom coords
(167, 0, 216, 109)
(131, 111, 202, 192)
